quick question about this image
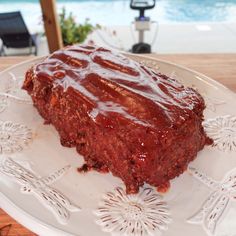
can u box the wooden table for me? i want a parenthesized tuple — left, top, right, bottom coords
(0, 54, 235, 235)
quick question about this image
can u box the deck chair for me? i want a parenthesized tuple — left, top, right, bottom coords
(0, 11, 38, 56)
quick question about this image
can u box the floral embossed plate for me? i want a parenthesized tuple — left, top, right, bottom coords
(0, 54, 236, 236)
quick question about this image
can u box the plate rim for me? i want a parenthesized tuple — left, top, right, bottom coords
(0, 191, 73, 236)
(0, 54, 235, 236)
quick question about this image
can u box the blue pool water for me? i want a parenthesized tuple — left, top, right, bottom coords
(0, 0, 236, 31)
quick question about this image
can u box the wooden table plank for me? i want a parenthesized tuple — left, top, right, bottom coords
(0, 54, 235, 235)
(0, 209, 36, 236)
(0, 57, 34, 71)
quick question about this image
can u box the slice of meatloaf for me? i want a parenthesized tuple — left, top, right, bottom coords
(22, 45, 210, 194)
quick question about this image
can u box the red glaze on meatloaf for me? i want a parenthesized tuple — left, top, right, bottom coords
(22, 45, 211, 194)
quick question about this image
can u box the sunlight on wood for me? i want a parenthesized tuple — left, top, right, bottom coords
(40, 0, 63, 53)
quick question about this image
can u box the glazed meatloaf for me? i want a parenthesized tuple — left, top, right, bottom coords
(22, 45, 210, 194)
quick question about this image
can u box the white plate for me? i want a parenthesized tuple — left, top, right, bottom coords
(0, 54, 236, 236)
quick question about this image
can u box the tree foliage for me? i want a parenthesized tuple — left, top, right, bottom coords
(59, 7, 97, 46)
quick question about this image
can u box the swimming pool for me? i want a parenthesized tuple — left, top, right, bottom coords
(0, 0, 236, 32)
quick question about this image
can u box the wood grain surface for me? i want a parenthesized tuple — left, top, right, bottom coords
(0, 54, 235, 235)
(40, 0, 63, 53)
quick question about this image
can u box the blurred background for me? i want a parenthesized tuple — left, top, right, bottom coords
(0, 0, 236, 56)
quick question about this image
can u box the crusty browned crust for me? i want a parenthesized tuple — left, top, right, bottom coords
(22, 45, 210, 194)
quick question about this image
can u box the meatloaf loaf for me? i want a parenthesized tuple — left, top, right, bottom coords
(22, 45, 210, 194)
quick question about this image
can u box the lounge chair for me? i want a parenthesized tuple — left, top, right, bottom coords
(0, 11, 38, 56)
